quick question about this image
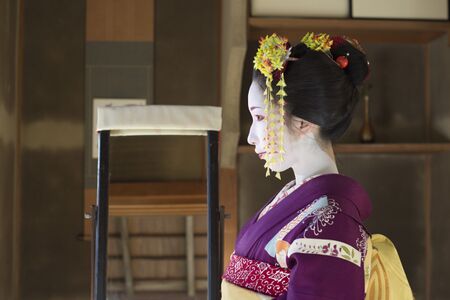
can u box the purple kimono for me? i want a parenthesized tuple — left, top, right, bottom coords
(222, 173, 372, 300)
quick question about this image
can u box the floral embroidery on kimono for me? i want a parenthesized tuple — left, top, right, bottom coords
(301, 198, 342, 238)
(356, 224, 369, 263)
(287, 237, 362, 267)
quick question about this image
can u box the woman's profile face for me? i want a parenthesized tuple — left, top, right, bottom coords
(247, 81, 297, 173)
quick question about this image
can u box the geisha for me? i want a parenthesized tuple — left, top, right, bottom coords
(221, 33, 372, 299)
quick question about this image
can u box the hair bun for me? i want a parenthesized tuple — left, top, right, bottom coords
(330, 36, 370, 87)
(289, 43, 308, 59)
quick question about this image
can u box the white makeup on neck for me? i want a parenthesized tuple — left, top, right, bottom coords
(247, 81, 339, 185)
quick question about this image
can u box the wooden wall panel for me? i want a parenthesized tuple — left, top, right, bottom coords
(431, 153, 450, 299)
(111, 215, 207, 235)
(154, 0, 219, 106)
(107, 236, 207, 256)
(87, 0, 154, 41)
(107, 258, 207, 279)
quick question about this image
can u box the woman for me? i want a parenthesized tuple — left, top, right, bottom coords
(221, 33, 372, 299)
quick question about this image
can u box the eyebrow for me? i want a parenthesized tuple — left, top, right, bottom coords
(250, 106, 261, 111)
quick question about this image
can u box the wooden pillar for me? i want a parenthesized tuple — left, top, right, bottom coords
(219, 0, 248, 269)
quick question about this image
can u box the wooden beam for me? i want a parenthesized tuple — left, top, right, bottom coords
(107, 279, 208, 292)
(333, 143, 450, 153)
(79, 232, 208, 241)
(107, 257, 208, 280)
(108, 255, 208, 260)
(86, 0, 155, 41)
(249, 17, 450, 44)
(110, 181, 206, 200)
(239, 143, 450, 154)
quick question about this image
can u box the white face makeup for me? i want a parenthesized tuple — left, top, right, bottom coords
(247, 80, 339, 183)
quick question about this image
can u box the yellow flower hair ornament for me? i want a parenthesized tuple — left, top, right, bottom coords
(300, 32, 333, 54)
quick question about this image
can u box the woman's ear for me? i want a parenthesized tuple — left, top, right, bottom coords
(291, 117, 318, 136)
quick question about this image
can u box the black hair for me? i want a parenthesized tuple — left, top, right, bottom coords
(252, 38, 370, 142)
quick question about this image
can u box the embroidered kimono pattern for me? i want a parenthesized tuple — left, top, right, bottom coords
(301, 198, 342, 238)
(223, 253, 290, 297)
(287, 237, 362, 267)
(356, 225, 369, 264)
(222, 173, 373, 300)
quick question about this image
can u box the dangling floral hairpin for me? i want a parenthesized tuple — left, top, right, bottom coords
(253, 33, 291, 180)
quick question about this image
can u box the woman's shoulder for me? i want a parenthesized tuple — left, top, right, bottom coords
(314, 173, 373, 222)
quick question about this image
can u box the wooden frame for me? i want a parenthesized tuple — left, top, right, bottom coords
(239, 143, 450, 154)
(248, 17, 450, 44)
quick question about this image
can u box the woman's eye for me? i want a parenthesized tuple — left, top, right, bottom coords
(255, 115, 265, 121)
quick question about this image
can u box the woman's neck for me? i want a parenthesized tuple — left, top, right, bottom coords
(290, 132, 339, 186)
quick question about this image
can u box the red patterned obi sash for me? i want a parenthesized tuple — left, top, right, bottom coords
(222, 253, 290, 297)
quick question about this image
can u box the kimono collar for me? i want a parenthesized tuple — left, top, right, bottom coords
(260, 173, 372, 225)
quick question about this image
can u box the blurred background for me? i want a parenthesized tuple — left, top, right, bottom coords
(1, 0, 449, 299)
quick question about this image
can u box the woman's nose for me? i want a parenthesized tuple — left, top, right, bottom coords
(247, 124, 257, 146)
